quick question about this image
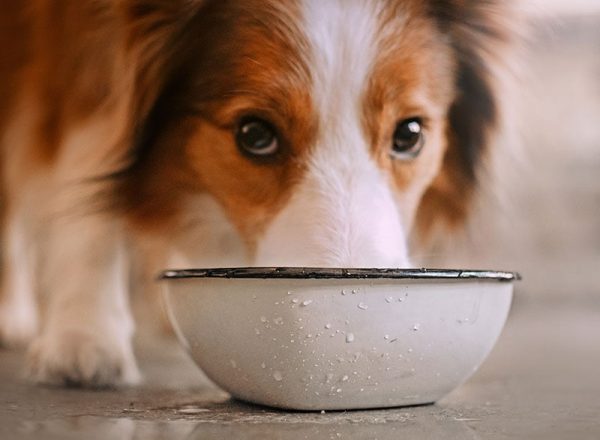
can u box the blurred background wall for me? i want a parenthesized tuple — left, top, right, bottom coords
(462, 1, 600, 306)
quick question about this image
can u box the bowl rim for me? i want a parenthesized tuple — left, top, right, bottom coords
(160, 267, 520, 282)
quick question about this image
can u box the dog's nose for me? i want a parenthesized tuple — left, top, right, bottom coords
(255, 204, 410, 268)
(254, 173, 410, 269)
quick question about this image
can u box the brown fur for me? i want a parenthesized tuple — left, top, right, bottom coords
(115, 1, 319, 249)
(363, 5, 457, 230)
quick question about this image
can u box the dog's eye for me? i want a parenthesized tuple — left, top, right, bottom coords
(391, 118, 424, 159)
(236, 118, 279, 157)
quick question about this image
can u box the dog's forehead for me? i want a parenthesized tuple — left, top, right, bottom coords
(193, 0, 424, 94)
(190, 0, 450, 144)
(300, 0, 386, 118)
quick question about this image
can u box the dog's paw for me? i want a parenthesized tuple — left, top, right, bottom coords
(0, 299, 38, 349)
(27, 328, 141, 388)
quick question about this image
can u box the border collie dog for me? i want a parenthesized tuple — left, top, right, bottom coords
(0, 0, 513, 387)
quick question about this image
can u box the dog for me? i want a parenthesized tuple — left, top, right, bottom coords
(0, 0, 513, 387)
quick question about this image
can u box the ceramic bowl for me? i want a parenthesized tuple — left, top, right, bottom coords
(161, 268, 518, 411)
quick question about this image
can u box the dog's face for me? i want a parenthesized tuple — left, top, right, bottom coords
(117, 0, 509, 267)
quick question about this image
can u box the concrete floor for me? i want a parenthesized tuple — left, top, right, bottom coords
(2, 300, 599, 440)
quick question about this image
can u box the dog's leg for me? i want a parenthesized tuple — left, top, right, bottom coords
(0, 201, 40, 348)
(27, 212, 141, 387)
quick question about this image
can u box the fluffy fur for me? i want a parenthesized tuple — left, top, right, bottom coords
(0, 0, 513, 387)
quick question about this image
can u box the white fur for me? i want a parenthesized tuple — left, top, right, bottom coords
(255, 1, 410, 268)
(1, 111, 140, 386)
(168, 195, 249, 269)
(28, 220, 140, 386)
(0, 100, 42, 348)
(0, 210, 39, 347)
(29, 122, 140, 386)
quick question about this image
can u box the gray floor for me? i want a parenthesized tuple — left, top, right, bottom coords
(2, 300, 599, 440)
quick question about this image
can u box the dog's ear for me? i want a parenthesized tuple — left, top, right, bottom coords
(113, 0, 205, 174)
(415, 0, 515, 240)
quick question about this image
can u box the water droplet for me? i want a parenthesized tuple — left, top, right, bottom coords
(385, 297, 393, 303)
(287, 291, 293, 295)
(336, 388, 342, 393)
(341, 289, 347, 296)
(274, 317, 284, 325)
(291, 298, 299, 304)
(398, 298, 404, 303)
(346, 333, 355, 343)
(360, 388, 365, 392)
(325, 323, 332, 329)
(342, 375, 349, 381)
(260, 316, 267, 323)
(412, 324, 420, 331)
(357, 303, 368, 310)
(351, 289, 358, 294)
(273, 371, 283, 381)
(306, 334, 313, 339)
(321, 410, 326, 414)
(408, 348, 413, 353)
(261, 362, 266, 369)
(384, 334, 390, 340)
(301, 300, 313, 307)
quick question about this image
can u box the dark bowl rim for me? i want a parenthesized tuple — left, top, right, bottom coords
(159, 267, 521, 282)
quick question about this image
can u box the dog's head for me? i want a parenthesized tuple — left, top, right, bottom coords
(114, 0, 512, 267)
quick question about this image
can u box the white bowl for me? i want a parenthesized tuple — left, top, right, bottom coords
(161, 268, 517, 411)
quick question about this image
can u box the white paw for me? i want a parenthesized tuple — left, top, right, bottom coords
(27, 328, 141, 388)
(0, 299, 38, 349)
